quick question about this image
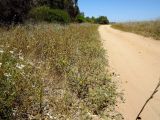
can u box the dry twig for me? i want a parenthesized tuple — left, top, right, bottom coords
(136, 79, 160, 120)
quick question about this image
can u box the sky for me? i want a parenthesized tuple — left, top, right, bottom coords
(78, 0, 160, 22)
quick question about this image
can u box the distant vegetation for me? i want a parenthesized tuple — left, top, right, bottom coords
(0, 0, 109, 25)
(75, 12, 109, 24)
(96, 16, 109, 24)
(0, 0, 79, 24)
(0, 23, 118, 119)
(112, 20, 160, 40)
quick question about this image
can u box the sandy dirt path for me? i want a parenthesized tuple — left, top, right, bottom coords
(99, 25, 160, 120)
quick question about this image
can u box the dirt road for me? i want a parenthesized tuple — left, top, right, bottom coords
(99, 25, 160, 120)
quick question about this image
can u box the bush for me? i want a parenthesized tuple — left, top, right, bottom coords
(75, 14, 86, 23)
(29, 6, 70, 23)
(34, 0, 80, 19)
(96, 16, 109, 24)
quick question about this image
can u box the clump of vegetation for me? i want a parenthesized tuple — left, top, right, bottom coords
(75, 13, 86, 23)
(96, 16, 109, 24)
(36, 0, 79, 19)
(112, 20, 160, 40)
(74, 13, 110, 24)
(0, 23, 119, 119)
(29, 6, 70, 23)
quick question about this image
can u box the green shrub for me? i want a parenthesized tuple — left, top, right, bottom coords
(29, 6, 70, 23)
(96, 16, 109, 24)
(75, 14, 86, 23)
(85, 17, 94, 23)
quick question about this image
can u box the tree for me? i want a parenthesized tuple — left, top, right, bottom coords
(0, 0, 79, 24)
(96, 16, 109, 24)
(64, 0, 80, 19)
(0, 0, 32, 24)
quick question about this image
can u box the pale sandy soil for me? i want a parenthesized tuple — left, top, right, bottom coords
(99, 25, 160, 120)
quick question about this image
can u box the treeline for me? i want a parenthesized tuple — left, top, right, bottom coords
(76, 13, 109, 24)
(0, 0, 109, 24)
(0, 0, 79, 24)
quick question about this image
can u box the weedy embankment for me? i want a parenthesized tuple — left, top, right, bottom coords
(0, 23, 119, 120)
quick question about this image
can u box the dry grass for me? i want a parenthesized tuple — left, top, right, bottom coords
(0, 23, 119, 120)
(112, 20, 160, 40)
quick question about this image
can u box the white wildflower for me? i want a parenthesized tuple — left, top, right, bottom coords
(0, 49, 4, 53)
(9, 51, 14, 54)
(18, 50, 23, 56)
(0, 63, 2, 67)
(16, 63, 25, 69)
(4, 73, 12, 77)
(19, 56, 24, 60)
(32, 84, 36, 88)
(46, 113, 50, 116)
(46, 113, 53, 119)
(49, 115, 53, 119)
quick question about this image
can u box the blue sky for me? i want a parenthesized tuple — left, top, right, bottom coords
(78, 0, 160, 22)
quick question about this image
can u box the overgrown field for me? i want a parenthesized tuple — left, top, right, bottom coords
(0, 23, 119, 120)
(112, 20, 160, 40)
